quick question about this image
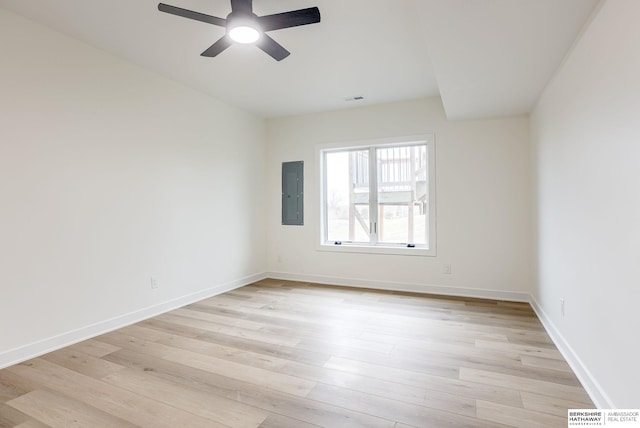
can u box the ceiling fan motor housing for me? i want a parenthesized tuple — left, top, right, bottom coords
(226, 12, 261, 40)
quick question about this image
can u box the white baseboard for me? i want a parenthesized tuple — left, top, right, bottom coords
(0, 272, 266, 370)
(528, 295, 613, 409)
(267, 271, 531, 302)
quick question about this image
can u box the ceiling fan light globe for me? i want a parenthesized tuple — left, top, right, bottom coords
(228, 25, 260, 44)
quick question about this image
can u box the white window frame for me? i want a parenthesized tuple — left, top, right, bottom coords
(317, 134, 436, 257)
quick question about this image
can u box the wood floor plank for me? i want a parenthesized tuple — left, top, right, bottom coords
(388, 343, 582, 387)
(0, 280, 594, 427)
(459, 367, 593, 404)
(231, 387, 397, 428)
(195, 330, 332, 366)
(258, 413, 322, 428)
(101, 347, 396, 428)
(159, 343, 317, 397)
(0, 371, 36, 403)
(360, 326, 511, 347)
(475, 339, 564, 360)
(520, 391, 591, 417)
(280, 358, 479, 415)
(189, 302, 348, 335)
(314, 343, 461, 380)
(233, 286, 347, 305)
(154, 331, 289, 371)
(41, 347, 124, 379)
(66, 339, 121, 358)
(476, 400, 567, 428)
(307, 383, 508, 428)
(102, 368, 267, 427)
(101, 346, 282, 402)
(173, 307, 272, 331)
(157, 313, 301, 347)
(324, 356, 524, 407)
(118, 324, 173, 342)
(7, 389, 138, 428)
(0, 401, 31, 427)
(137, 317, 205, 338)
(93, 331, 174, 358)
(200, 294, 273, 310)
(521, 355, 573, 373)
(198, 299, 339, 329)
(296, 335, 395, 356)
(109, 331, 474, 418)
(5, 359, 219, 428)
(13, 420, 50, 428)
(98, 331, 316, 397)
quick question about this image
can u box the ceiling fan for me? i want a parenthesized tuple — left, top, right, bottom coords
(158, 0, 321, 61)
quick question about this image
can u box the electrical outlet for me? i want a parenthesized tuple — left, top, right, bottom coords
(560, 298, 565, 317)
(151, 276, 159, 290)
(442, 264, 452, 275)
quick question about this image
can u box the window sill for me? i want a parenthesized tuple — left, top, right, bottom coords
(317, 243, 436, 257)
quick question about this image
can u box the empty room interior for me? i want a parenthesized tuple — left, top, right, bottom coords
(1, 0, 638, 426)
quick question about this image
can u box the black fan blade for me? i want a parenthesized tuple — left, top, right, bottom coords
(258, 7, 320, 32)
(158, 3, 226, 27)
(201, 36, 233, 57)
(256, 33, 290, 61)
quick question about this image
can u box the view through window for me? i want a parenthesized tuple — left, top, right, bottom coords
(321, 138, 435, 254)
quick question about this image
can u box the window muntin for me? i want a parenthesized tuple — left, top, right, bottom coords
(321, 137, 435, 255)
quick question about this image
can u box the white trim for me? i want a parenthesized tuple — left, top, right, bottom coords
(267, 271, 530, 302)
(0, 272, 266, 370)
(528, 295, 613, 409)
(316, 243, 433, 257)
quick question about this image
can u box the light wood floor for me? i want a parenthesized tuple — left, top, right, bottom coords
(0, 279, 594, 427)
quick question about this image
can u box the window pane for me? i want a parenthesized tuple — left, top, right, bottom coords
(325, 150, 370, 242)
(376, 145, 427, 245)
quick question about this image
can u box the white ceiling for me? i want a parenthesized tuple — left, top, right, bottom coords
(0, 0, 598, 119)
(417, 0, 599, 119)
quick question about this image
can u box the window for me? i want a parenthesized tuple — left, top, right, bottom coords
(319, 136, 436, 256)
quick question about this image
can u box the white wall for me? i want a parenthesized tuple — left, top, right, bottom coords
(531, 0, 640, 408)
(266, 97, 532, 298)
(0, 9, 266, 366)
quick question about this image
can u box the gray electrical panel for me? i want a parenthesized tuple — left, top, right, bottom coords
(282, 161, 303, 225)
